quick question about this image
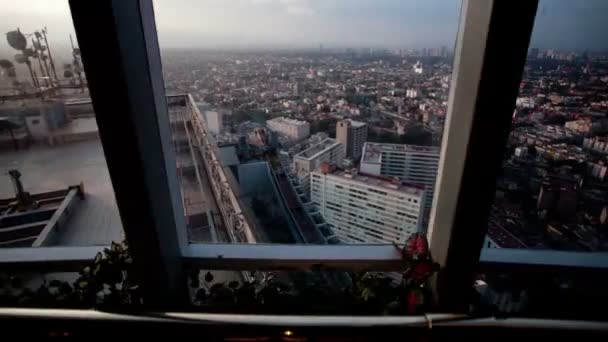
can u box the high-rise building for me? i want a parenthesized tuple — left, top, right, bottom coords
(205, 110, 223, 135)
(359, 142, 440, 221)
(293, 138, 344, 196)
(336, 119, 367, 160)
(266, 116, 310, 141)
(310, 165, 425, 244)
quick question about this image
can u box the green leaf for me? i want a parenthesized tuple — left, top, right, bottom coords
(94, 252, 103, 265)
(111, 241, 121, 253)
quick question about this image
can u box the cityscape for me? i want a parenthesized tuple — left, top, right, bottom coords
(0, 0, 606, 297)
(161, 46, 608, 251)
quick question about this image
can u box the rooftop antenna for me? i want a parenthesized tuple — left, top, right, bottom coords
(7, 28, 40, 91)
(41, 27, 58, 80)
(31, 36, 52, 88)
(69, 34, 85, 92)
(32, 32, 53, 88)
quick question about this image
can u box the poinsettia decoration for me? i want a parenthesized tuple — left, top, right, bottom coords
(397, 233, 440, 313)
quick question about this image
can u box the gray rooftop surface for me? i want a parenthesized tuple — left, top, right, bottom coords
(0, 140, 124, 246)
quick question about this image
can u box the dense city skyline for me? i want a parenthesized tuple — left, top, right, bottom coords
(0, 0, 607, 54)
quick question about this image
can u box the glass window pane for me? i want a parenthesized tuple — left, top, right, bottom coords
(484, 0, 608, 253)
(0, 0, 123, 248)
(477, 0, 608, 320)
(155, 0, 462, 246)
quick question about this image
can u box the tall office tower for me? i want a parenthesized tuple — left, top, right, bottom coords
(266, 117, 310, 141)
(359, 142, 440, 223)
(310, 164, 425, 244)
(293, 138, 344, 196)
(336, 119, 368, 160)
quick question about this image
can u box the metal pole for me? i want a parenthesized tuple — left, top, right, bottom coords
(32, 38, 50, 88)
(35, 35, 53, 87)
(42, 27, 58, 80)
(25, 60, 39, 91)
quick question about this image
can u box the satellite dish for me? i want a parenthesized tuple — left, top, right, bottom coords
(6, 30, 27, 50)
(0, 59, 13, 69)
(63, 70, 73, 78)
(14, 53, 27, 64)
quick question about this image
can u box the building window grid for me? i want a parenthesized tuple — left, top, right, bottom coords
(325, 190, 420, 218)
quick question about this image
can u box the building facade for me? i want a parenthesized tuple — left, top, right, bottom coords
(204, 110, 223, 135)
(336, 119, 368, 160)
(266, 116, 310, 141)
(310, 167, 425, 244)
(360, 142, 440, 222)
(293, 138, 344, 196)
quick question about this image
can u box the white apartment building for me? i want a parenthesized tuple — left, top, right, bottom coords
(310, 167, 425, 244)
(336, 119, 368, 160)
(359, 142, 440, 221)
(266, 116, 310, 141)
(293, 138, 344, 196)
(205, 110, 223, 134)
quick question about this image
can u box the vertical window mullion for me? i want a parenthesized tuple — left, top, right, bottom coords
(428, 0, 538, 310)
(69, 0, 187, 308)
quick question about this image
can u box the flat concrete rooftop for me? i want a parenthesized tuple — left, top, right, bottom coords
(0, 140, 123, 246)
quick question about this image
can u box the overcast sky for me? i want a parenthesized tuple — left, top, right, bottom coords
(0, 0, 607, 60)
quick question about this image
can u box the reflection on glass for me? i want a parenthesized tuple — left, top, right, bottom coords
(0, 1, 123, 248)
(156, 0, 461, 245)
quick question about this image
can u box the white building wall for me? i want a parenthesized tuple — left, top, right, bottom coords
(205, 111, 223, 134)
(360, 143, 440, 221)
(293, 139, 345, 197)
(266, 117, 310, 141)
(310, 172, 424, 244)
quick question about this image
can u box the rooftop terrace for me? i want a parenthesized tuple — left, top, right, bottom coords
(295, 138, 340, 160)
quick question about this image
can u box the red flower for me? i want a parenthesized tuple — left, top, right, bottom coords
(404, 233, 429, 260)
(409, 261, 434, 282)
(406, 290, 423, 314)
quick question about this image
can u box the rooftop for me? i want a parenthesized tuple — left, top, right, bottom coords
(361, 142, 440, 164)
(295, 138, 340, 160)
(344, 119, 367, 128)
(318, 168, 425, 197)
(0, 140, 123, 246)
(267, 116, 308, 126)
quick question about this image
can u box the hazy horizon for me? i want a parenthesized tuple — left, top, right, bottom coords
(0, 0, 607, 60)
